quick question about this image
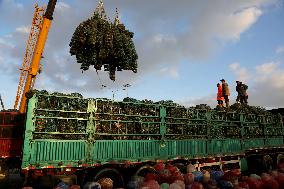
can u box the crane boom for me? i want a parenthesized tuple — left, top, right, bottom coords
(14, 4, 44, 111)
(0, 94, 4, 110)
(14, 0, 57, 113)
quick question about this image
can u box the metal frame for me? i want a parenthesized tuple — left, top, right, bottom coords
(21, 93, 284, 169)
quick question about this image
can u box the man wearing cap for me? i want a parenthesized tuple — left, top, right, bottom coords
(220, 79, 230, 108)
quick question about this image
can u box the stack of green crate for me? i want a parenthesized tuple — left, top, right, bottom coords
(22, 91, 90, 168)
(33, 92, 89, 140)
(93, 99, 161, 140)
(164, 105, 188, 139)
(210, 111, 241, 139)
(260, 114, 283, 147)
(22, 92, 284, 168)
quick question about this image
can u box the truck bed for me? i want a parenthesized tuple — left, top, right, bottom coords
(21, 92, 284, 169)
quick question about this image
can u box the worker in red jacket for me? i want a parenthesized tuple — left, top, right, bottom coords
(217, 83, 224, 107)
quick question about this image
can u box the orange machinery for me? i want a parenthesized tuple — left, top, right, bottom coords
(14, 0, 57, 113)
(0, 0, 57, 168)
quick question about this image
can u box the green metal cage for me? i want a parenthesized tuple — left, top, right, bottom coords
(21, 93, 284, 169)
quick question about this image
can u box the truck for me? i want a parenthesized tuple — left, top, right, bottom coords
(0, 0, 284, 188)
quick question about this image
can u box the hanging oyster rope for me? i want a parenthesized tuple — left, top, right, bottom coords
(69, 0, 138, 81)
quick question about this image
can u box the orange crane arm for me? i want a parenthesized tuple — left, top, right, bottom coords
(14, 5, 44, 111)
(15, 0, 57, 113)
(0, 94, 4, 110)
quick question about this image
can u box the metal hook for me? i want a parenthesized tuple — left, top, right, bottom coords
(114, 8, 121, 25)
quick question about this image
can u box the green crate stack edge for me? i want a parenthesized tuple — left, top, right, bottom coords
(21, 93, 284, 169)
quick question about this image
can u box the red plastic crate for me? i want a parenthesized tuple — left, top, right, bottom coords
(0, 138, 23, 158)
(0, 112, 24, 158)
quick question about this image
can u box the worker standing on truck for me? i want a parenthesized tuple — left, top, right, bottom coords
(216, 83, 224, 107)
(236, 81, 248, 104)
(220, 79, 230, 108)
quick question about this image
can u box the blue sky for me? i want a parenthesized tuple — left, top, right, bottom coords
(0, 0, 284, 109)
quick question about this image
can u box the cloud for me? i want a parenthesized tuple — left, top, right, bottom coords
(229, 62, 284, 108)
(159, 67, 179, 79)
(0, 0, 32, 30)
(213, 7, 262, 41)
(229, 62, 251, 82)
(152, 34, 177, 45)
(250, 69, 284, 107)
(0, 36, 18, 75)
(0, 37, 14, 48)
(56, 2, 71, 12)
(255, 62, 284, 89)
(15, 26, 29, 34)
(256, 61, 279, 75)
(0, 0, 278, 104)
(178, 94, 216, 108)
(276, 46, 284, 54)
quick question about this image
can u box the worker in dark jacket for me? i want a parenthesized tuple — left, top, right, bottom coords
(236, 81, 248, 104)
(220, 79, 230, 108)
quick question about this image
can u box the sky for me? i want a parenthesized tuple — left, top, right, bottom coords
(0, 0, 284, 109)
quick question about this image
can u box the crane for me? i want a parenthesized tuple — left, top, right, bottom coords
(0, 94, 4, 110)
(14, 0, 57, 113)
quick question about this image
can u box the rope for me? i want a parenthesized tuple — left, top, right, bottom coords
(96, 70, 106, 89)
(94, 0, 111, 22)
